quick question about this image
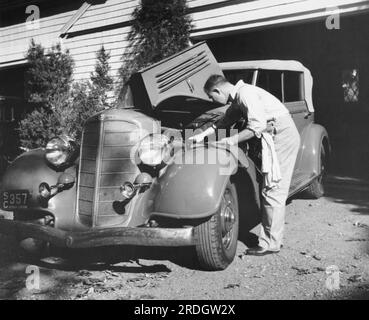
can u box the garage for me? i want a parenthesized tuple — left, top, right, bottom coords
(195, 8, 369, 178)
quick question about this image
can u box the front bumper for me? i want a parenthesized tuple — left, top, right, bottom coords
(0, 218, 195, 248)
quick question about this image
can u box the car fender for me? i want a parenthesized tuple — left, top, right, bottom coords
(153, 146, 243, 219)
(1, 149, 78, 230)
(298, 123, 330, 176)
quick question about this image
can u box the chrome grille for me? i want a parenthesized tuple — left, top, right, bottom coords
(78, 119, 140, 227)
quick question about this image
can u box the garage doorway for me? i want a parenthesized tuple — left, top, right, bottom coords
(205, 13, 369, 178)
(0, 65, 28, 175)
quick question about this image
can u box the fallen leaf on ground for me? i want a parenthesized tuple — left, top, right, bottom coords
(104, 270, 120, 278)
(224, 283, 240, 289)
(292, 266, 311, 275)
(348, 275, 364, 283)
(78, 270, 92, 277)
(292, 266, 324, 275)
(353, 222, 369, 228)
(315, 267, 325, 272)
(127, 276, 146, 283)
(82, 277, 106, 286)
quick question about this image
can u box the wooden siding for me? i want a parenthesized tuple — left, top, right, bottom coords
(1, 0, 369, 85)
(0, 9, 78, 64)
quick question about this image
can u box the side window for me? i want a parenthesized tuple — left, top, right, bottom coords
(257, 70, 283, 101)
(284, 71, 303, 102)
(0, 105, 15, 122)
(223, 69, 254, 85)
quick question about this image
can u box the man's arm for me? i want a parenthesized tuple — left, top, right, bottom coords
(213, 103, 241, 129)
(189, 103, 240, 143)
(217, 127, 255, 146)
(230, 128, 255, 144)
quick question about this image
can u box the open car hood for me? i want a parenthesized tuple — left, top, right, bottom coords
(128, 42, 224, 110)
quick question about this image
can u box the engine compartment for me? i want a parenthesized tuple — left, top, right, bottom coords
(154, 97, 225, 130)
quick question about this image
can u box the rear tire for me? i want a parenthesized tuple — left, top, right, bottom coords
(194, 181, 239, 271)
(304, 143, 327, 199)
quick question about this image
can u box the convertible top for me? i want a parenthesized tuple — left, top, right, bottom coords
(220, 60, 308, 72)
(220, 60, 314, 112)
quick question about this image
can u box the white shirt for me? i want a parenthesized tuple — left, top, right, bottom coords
(216, 80, 289, 138)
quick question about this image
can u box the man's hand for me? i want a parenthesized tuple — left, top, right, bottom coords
(188, 126, 216, 145)
(266, 120, 277, 135)
(216, 136, 238, 146)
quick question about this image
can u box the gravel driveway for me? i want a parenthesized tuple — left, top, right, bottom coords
(0, 175, 368, 300)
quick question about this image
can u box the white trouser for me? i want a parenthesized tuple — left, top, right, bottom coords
(258, 114, 300, 251)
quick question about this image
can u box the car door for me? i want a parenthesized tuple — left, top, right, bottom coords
(255, 69, 311, 134)
(256, 69, 313, 193)
(282, 71, 311, 134)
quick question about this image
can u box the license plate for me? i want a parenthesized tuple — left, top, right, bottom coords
(1, 190, 29, 210)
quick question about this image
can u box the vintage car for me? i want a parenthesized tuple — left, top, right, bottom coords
(0, 42, 329, 271)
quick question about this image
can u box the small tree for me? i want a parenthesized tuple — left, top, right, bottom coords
(70, 46, 115, 139)
(19, 42, 115, 149)
(25, 39, 74, 108)
(117, 0, 192, 100)
(90, 45, 114, 110)
(19, 40, 75, 149)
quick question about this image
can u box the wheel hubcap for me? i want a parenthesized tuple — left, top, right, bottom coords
(220, 190, 236, 249)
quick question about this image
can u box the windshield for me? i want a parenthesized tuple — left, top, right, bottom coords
(223, 69, 255, 85)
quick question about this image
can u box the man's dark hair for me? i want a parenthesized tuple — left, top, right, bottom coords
(203, 74, 228, 94)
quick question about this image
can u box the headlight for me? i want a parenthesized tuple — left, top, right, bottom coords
(137, 134, 173, 166)
(120, 182, 136, 199)
(45, 135, 77, 168)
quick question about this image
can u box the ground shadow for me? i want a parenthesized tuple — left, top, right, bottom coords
(0, 244, 194, 299)
(324, 175, 369, 259)
(324, 176, 369, 215)
(14, 245, 199, 273)
(321, 175, 369, 300)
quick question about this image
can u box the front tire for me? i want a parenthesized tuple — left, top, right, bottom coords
(304, 143, 327, 199)
(194, 181, 239, 271)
